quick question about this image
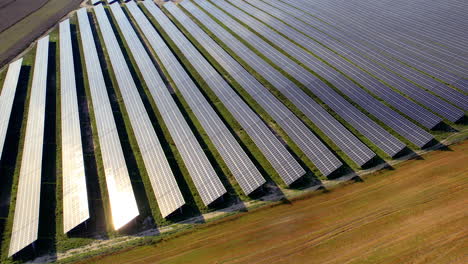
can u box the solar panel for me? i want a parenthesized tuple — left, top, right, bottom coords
(203, 0, 433, 149)
(168, 2, 375, 171)
(77, 8, 139, 229)
(192, 0, 407, 156)
(135, 1, 270, 192)
(0, 58, 22, 162)
(96, 3, 186, 218)
(59, 19, 90, 233)
(124, 2, 226, 205)
(242, 0, 465, 123)
(8, 36, 49, 257)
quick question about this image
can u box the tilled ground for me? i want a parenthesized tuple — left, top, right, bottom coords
(0, 0, 82, 68)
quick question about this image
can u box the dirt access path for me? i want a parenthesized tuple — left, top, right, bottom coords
(74, 141, 468, 264)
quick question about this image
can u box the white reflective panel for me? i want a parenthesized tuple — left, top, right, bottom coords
(9, 36, 49, 257)
(77, 8, 139, 229)
(59, 19, 90, 233)
(98, 3, 185, 217)
(0, 58, 23, 161)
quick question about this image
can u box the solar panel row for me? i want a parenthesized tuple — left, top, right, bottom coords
(96, 3, 187, 218)
(173, 1, 376, 168)
(192, 0, 407, 156)
(205, 0, 433, 148)
(9, 36, 49, 257)
(243, 0, 467, 120)
(140, 1, 269, 193)
(259, 0, 468, 111)
(124, 1, 227, 205)
(0, 58, 23, 162)
(77, 8, 139, 230)
(59, 19, 90, 234)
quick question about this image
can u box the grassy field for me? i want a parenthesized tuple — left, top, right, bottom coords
(75, 140, 468, 264)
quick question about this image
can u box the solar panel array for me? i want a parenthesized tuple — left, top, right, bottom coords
(259, 0, 468, 112)
(140, 3, 268, 192)
(124, 1, 227, 204)
(192, 0, 407, 156)
(306, 0, 466, 78)
(77, 8, 139, 230)
(206, 0, 434, 148)
(0, 58, 23, 161)
(282, 0, 466, 90)
(145, 3, 305, 186)
(96, 3, 187, 218)
(8, 36, 49, 257)
(3, 0, 466, 257)
(59, 19, 90, 233)
(232, 0, 464, 124)
(173, 1, 375, 169)
(139, 1, 271, 193)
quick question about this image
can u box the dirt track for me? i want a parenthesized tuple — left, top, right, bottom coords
(76, 141, 468, 264)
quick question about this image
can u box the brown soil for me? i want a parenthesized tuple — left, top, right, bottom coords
(0, 0, 82, 68)
(0, 0, 49, 33)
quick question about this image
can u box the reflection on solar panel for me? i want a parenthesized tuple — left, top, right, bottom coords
(192, 0, 406, 156)
(137, 1, 270, 192)
(168, 3, 374, 171)
(77, 8, 139, 229)
(202, 0, 433, 149)
(8, 36, 49, 257)
(59, 19, 90, 233)
(98, 3, 185, 217)
(0, 58, 22, 162)
(233, 0, 463, 124)
(142, 3, 303, 186)
(124, 2, 226, 205)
